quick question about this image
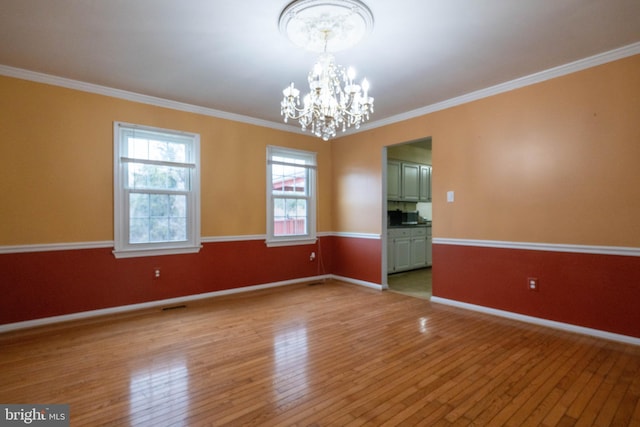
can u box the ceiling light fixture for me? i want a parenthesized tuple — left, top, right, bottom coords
(279, 0, 375, 141)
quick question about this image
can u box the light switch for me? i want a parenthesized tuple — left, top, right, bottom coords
(447, 191, 455, 203)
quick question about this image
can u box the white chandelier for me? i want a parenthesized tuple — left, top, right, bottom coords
(278, 0, 375, 141)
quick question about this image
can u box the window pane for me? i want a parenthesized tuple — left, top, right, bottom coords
(170, 195, 187, 217)
(130, 218, 149, 244)
(129, 193, 187, 244)
(148, 139, 187, 163)
(149, 194, 169, 218)
(128, 136, 188, 163)
(273, 197, 307, 236)
(271, 163, 307, 196)
(169, 218, 187, 241)
(127, 163, 190, 190)
(149, 218, 169, 242)
(130, 193, 149, 219)
(129, 137, 150, 160)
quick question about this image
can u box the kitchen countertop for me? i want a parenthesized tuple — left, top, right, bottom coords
(389, 222, 432, 228)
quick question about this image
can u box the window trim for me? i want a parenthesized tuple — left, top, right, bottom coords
(113, 121, 201, 258)
(266, 145, 317, 247)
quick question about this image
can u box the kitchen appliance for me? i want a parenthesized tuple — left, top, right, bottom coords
(388, 210, 402, 226)
(402, 211, 419, 225)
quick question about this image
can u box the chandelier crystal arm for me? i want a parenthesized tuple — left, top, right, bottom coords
(280, 53, 374, 141)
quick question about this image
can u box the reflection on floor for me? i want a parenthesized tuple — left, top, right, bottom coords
(387, 267, 432, 299)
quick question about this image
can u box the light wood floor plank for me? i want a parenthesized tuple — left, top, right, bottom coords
(1, 280, 639, 426)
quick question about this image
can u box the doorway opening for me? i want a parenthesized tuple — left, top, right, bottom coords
(387, 268, 432, 299)
(383, 137, 433, 299)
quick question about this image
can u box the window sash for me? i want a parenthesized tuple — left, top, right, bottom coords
(271, 166, 310, 196)
(272, 196, 308, 237)
(267, 159, 317, 169)
(124, 161, 192, 192)
(121, 157, 196, 169)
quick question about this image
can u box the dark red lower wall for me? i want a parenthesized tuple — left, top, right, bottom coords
(0, 237, 333, 325)
(432, 243, 640, 338)
(329, 236, 381, 284)
(9, 237, 636, 339)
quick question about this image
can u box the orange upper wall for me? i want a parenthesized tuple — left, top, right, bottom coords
(332, 54, 640, 247)
(2, 54, 640, 248)
(0, 76, 331, 245)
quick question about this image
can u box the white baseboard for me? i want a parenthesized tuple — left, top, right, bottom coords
(0, 275, 331, 333)
(431, 297, 640, 346)
(330, 275, 383, 291)
(12, 276, 637, 347)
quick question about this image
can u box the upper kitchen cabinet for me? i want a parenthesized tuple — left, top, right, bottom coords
(387, 160, 431, 202)
(419, 165, 432, 202)
(401, 163, 420, 201)
(387, 160, 401, 200)
(387, 138, 432, 202)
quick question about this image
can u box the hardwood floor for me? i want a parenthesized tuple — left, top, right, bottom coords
(1, 280, 639, 426)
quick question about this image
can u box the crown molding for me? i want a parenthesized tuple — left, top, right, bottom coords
(360, 41, 640, 132)
(2, 42, 639, 139)
(0, 64, 306, 136)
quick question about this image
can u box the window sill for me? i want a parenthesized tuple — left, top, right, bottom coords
(265, 237, 317, 248)
(112, 245, 202, 259)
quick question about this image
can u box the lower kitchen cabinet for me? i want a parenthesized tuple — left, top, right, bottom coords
(410, 227, 427, 269)
(395, 235, 412, 271)
(388, 227, 430, 273)
(388, 228, 410, 272)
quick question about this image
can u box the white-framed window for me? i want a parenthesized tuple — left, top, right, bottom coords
(113, 122, 201, 258)
(266, 146, 317, 247)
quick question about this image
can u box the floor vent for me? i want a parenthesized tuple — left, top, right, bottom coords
(162, 304, 187, 311)
(307, 281, 324, 286)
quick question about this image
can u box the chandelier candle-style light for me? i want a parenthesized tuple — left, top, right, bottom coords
(279, 0, 375, 141)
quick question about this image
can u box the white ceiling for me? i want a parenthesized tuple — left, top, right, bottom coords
(1, 1, 640, 135)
